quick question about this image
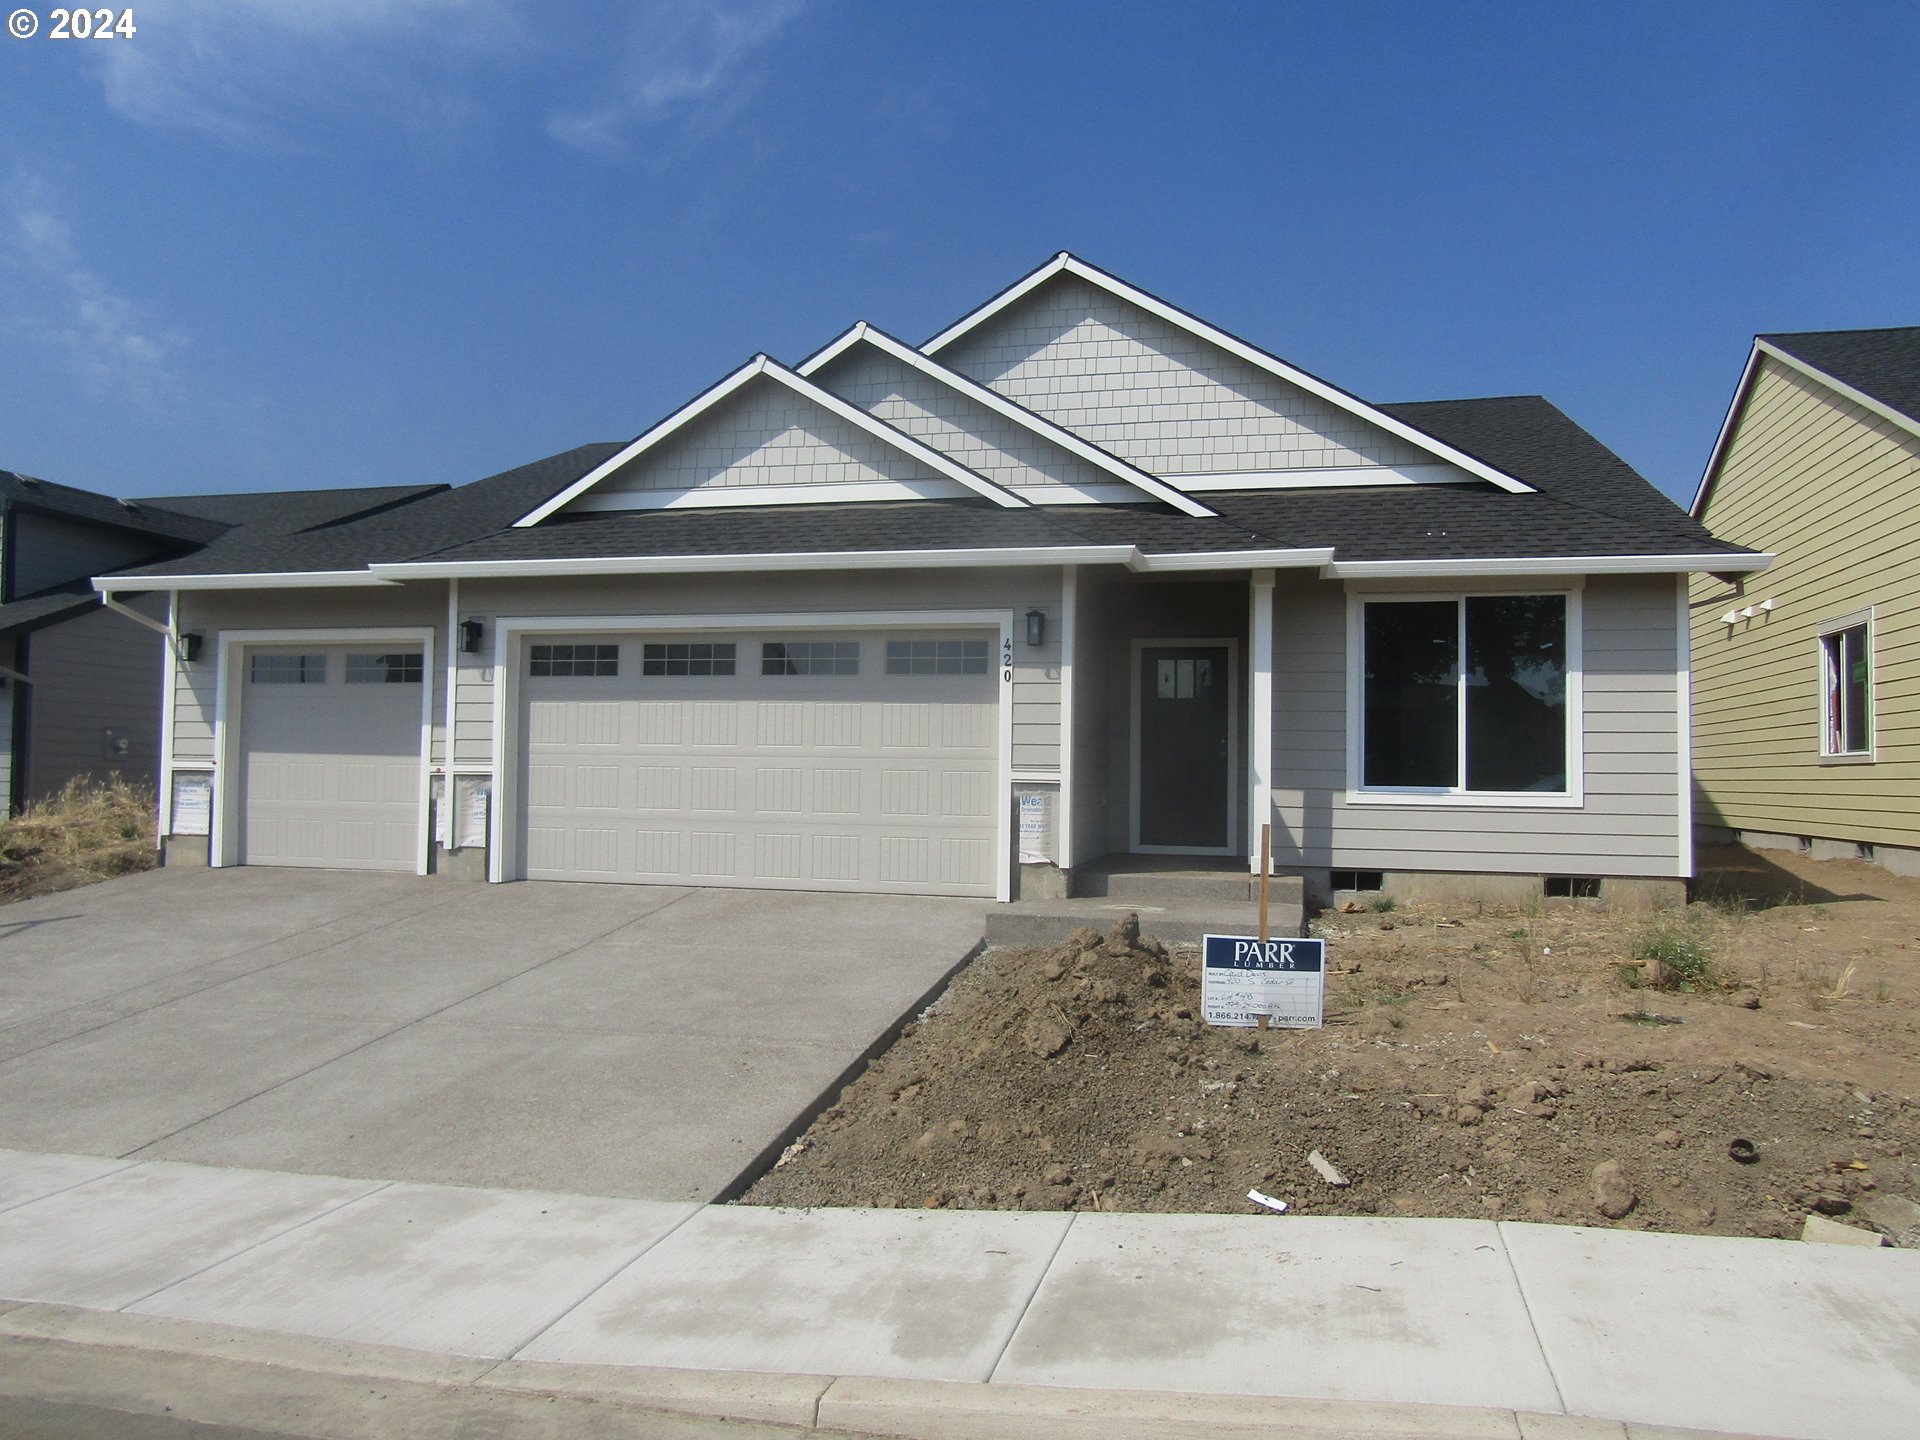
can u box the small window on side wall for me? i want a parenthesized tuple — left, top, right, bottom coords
(1819, 619, 1871, 757)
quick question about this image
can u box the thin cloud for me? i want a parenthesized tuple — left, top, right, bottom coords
(547, 0, 808, 155)
(94, 0, 519, 146)
(0, 174, 185, 405)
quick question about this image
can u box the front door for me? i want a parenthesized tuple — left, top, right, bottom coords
(1136, 642, 1232, 850)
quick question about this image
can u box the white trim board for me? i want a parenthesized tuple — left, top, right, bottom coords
(1166, 463, 1477, 492)
(485, 607, 1019, 902)
(922, 252, 1537, 496)
(514, 354, 1028, 527)
(92, 571, 399, 592)
(796, 321, 1217, 518)
(211, 626, 437, 877)
(370, 546, 1333, 581)
(1323, 553, 1771, 580)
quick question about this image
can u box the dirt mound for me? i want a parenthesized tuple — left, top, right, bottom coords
(746, 855, 1920, 1239)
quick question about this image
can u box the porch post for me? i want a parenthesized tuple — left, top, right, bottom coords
(1248, 569, 1275, 872)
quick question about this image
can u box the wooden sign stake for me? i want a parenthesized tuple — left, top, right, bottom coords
(1257, 822, 1271, 1030)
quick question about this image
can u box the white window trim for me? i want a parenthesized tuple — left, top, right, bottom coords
(1343, 589, 1585, 809)
(1816, 607, 1876, 764)
(487, 609, 1016, 901)
(212, 627, 438, 876)
(1128, 637, 1240, 856)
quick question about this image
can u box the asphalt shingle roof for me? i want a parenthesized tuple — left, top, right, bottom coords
(0, 470, 228, 547)
(1759, 327, 1920, 427)
(103, 393, 1754, 577)
(0, 583, 102, 640)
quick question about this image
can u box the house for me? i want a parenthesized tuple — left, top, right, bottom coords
(95, 254, 1763, 905)
(1689, 326, 1920, 875)
(0, 473, 447, 816)
(0, 470, 229, 814)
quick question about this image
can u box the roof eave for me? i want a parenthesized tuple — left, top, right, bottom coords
(1323, 552, 1773, 580)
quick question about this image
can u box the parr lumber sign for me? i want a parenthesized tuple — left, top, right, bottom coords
(1201, 935, 1326, 1029)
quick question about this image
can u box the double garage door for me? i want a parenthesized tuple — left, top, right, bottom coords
(520, 629, 1001, 897)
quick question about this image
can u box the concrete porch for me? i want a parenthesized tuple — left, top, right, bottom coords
(984, 856, 1306, 947)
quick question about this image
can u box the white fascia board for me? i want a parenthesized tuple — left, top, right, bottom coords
(925, 253, 1536, 496)
(515, 357, 768, 528)
(515, 355, 1029, 525)
(370, 545, 1138, 581)
(1324, 552, 1774, 580)
(1691, 344, 1764, 518)
(564, 479, 973, 512)
(1168, 463, 1475, 491)
(1133, 548, 1334, 572)
(91, 571, 397, 592)
(801, 321, 1217, 518)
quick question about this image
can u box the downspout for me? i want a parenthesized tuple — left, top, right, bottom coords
(98, 590, 173, 635)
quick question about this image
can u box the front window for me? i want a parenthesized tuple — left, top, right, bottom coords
(1820, 620, 1871, 757)
(1361, 594, 1568, 794)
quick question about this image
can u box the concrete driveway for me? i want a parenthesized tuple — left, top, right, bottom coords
(0, 868, 981, 1202)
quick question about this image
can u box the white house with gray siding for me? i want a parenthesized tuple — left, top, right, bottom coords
(99, 255, 1764, 905)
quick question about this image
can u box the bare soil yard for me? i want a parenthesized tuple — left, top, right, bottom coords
(745, 845, 1920, 1241)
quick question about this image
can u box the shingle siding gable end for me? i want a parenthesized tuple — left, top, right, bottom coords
(937, 273, 1431, 477)
(586, 376, 954, 501)
(811, 345, 1113, 495)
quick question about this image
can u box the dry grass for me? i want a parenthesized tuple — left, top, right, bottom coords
(0, 776, 156, 905)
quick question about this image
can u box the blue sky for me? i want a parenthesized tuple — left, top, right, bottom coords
(1, 1, 1915, 507)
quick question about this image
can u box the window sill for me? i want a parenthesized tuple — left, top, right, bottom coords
(1818, 752, 1876, 766)
(1344, 788, 1584, 809)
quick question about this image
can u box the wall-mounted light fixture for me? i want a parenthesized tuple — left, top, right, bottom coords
(1025, 607, 1046, 647)
(459, 618, 484, 654)
(178, 631, 203, 663)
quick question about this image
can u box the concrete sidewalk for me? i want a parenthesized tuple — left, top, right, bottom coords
(1, 1147, 1915, 1440)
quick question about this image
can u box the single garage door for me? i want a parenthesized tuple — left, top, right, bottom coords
(238, 645, 423, 870)
(520, 630, 1000, 896)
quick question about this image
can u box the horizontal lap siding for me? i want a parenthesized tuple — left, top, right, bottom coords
(166, 587, 449, 780)
(27, 599, 165, 798)
(1691, 358, 1920, 845)
(456, 568, 1063, 774)
(1271, 574, 1683, 877)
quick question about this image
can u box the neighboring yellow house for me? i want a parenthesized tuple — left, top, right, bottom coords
(1690, 327, 1920, 873)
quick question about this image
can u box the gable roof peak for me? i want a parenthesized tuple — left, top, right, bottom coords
(924, 252, 1536, 497)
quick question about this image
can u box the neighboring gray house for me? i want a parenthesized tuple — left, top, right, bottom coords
(97, 254, 1764, 904)
(0, 471, 228, 814)
(0, 472, 445, 817)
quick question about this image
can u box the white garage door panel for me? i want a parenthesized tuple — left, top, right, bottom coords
(520, 633, 1001, 896)
(240, 647, 421, 872)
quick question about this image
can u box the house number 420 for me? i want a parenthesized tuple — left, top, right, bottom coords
(1002, 636, 1014, 681)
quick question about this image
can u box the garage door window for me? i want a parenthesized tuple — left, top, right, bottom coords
(249, 653, 326, 684)
(642, 641, 737, 676)
(886, 639, 989, 676)
(762, 641, 859, 676)
(346, 652, 424, 684)
(530, 643, 619, 677)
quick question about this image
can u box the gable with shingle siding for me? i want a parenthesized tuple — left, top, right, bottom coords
(589, 376, 955, 501)
(810, 343, 1111, 496)
(937, 273, 1432, 476)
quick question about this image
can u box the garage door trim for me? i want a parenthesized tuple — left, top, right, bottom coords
(212, 626, 437, 874)
(489, 609, 1016, 899)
